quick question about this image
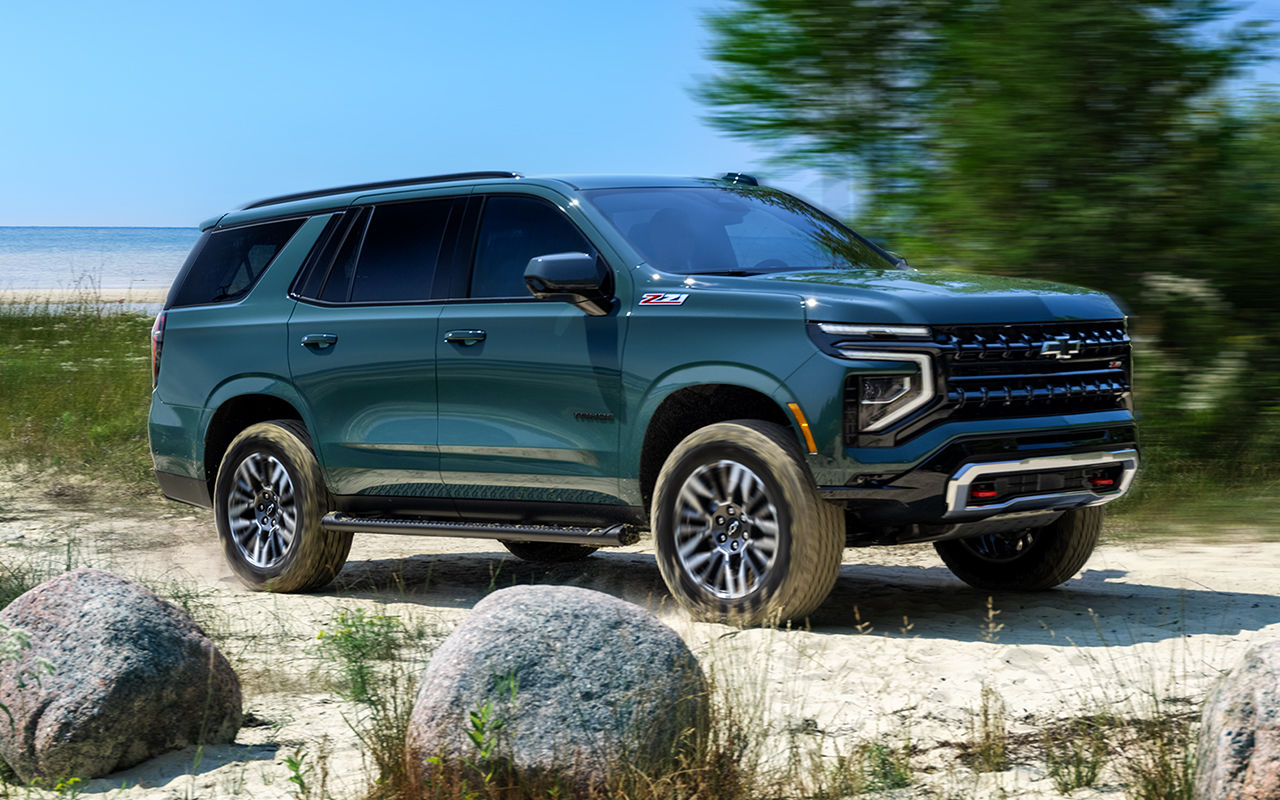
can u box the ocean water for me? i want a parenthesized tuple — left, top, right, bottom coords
(0, 227, 201, 292)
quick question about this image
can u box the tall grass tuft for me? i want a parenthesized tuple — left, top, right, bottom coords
(968, 683, 1010, 773)
(1043, 715, 1110, 793)
(0, 561, 47, 611)
(1118, 707, 1198, 800)
(316, 607, 441, 800)
(0, 539, 88, 610)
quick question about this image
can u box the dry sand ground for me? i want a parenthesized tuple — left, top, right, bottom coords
(1, 469, 1277, 799)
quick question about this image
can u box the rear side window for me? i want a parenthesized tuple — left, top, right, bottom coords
(317, 210, 370, 303)
(311, 200, 454, 304)
(166, 218, 303, 308)
(351, 200, 452, 302)
(470, 196, 593, 299)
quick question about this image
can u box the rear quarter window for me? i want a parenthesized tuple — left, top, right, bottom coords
(166, 218, 304, 308)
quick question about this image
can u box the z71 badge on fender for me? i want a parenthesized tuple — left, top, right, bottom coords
(639, 292, 689, 306)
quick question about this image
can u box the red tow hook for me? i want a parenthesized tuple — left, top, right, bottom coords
(970, 483, 998, 502)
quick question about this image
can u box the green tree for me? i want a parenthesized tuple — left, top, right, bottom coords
(699, 0, 1267, 282)
(698, 0, 1280, 491)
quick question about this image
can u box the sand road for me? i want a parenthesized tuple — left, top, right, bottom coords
(1, 476, 1276, 799)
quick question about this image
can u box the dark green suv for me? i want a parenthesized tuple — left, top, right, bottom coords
(149, 171, 1138, 623)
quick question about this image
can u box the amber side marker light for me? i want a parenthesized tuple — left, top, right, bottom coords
(787, 403, 819, 455)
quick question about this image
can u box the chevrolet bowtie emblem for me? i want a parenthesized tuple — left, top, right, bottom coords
(1041, 336, 1083, 359)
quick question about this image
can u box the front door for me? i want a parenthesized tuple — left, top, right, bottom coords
(435, 194, 626, 510)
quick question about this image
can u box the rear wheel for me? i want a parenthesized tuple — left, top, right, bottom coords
(651, 420, 843, 625)
(214, 420, 352, 592)
(500, 540, 598, 563)
(933, 507, 1103, 591)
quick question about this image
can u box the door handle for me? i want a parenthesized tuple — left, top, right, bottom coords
(300, 333, 338, 349)
(444, 329, 486, 345)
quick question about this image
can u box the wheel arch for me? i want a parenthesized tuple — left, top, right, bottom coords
(202, 382, 308, 497)
(635, 380, 794, 511)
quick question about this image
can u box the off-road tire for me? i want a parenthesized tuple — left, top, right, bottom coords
(214, 420, 353, 592)
(651, 420, 843, 625)
(499, 540, 598, 563)
(933, 507, 1103, 591)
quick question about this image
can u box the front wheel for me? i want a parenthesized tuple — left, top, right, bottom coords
(651, 420, 843, 625)
(933, 507, 1103, 591)
(214, 420, 353, 592)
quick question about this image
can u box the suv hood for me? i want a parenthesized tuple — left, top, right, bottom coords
(742, 268, 1122, 324)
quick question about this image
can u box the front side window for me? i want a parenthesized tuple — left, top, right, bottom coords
(584, 186, 893, 275)
(470, 196, 594, 299)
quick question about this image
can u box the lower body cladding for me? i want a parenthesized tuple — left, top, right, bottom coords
(822, 444, 1139, 547)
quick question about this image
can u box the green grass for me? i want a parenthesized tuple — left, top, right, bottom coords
(1042, 715, 1110, 793)
(0, 302, 154, 490)
(315, 607, 443, 800)
(1107, 452, 1280, 540)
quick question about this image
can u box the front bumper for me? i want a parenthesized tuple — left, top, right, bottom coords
(817, 424, 1137, 535)
(941, 448, 1137, 519)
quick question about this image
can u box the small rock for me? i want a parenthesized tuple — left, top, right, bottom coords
(405, 585, 706, 792)
(0, 569, 241, 781)
(1196, 641, 1280, 800)
(241, 711, 272, 728)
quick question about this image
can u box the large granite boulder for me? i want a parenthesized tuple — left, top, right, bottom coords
(1196, 641, 1280, 800)
(405, 585, 707, 792)
(0, 569, 241, 780)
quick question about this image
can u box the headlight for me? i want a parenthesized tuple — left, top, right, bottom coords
(836, 349, 935, 432)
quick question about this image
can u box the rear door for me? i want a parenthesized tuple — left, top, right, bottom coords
(434, 193, 628, 512)
(287, 196, 463, 501)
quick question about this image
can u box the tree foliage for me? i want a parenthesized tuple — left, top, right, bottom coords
(698, 1, 1279, 487)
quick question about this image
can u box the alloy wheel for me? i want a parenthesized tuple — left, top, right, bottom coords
(673, 459, 780, 599)
(226, 452, 298, 569)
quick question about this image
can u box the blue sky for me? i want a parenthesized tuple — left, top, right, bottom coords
(1, 0, 1277, 227)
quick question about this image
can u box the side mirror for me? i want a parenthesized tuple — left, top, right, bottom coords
(524, 252, 614, 317)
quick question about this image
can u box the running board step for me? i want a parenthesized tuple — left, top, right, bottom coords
(321, 513, 641, 547)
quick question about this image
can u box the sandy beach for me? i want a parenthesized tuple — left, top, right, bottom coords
(0, 288, 168, 306)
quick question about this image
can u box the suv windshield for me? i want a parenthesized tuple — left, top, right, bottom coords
(583, 185, 893, 275)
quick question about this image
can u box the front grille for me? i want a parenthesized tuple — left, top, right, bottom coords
(833, 319, 1133, 447)
(938, 321, 1130, 419)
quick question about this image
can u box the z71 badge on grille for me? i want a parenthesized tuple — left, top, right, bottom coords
(639, 292, 689, 306)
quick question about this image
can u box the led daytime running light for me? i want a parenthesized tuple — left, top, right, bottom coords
(819, 322, 931, 338)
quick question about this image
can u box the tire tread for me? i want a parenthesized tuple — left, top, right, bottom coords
(651, 419, 843, 624)
(214, 419, 352, 593)
(934, 506, 1103, 591)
